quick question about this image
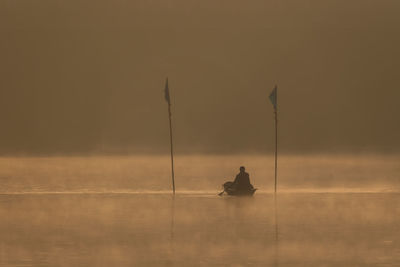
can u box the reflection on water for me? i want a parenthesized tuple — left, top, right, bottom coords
(0, 155, 399, 266)
(274, 195, 279, 267)
(0, 193, 399, 266)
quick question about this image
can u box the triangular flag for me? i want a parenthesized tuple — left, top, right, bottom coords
(269, 85, 277, 109)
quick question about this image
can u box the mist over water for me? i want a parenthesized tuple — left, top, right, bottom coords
(2, 0, 400, 265)
(0, 154, 398, 194)
(0, 154, 399, 266)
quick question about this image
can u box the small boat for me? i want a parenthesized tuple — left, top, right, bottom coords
(223, 181, 257, 196)
(225, 187, 257, 196)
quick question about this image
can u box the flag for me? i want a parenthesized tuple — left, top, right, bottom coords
(164, 78, 170, 104)
(269, 85, 277, 110)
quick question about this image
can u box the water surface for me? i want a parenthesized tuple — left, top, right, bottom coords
(0, 155, 399, 266)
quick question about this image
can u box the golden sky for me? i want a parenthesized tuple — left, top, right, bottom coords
(0, 0, 399, 154)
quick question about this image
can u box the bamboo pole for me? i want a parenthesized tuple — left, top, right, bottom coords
(168, 102, 176, 194)
(269, 85, 278, 194)
(274, 104, 278, 194)
(165, 78, 175, 194)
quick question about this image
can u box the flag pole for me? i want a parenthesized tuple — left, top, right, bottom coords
(165, 78, 175, 194)
(168, 102, 176, 194)
(269, 85, 278, 194)
(274, 91, 278, 194)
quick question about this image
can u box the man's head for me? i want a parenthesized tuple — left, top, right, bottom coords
(239, 166, 245, 172)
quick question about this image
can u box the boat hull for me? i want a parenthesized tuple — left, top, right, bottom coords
(223, 181, 257, 196)
(226, 188, 257, 196)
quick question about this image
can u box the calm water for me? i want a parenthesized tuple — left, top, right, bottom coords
(0, 155, 399, 266)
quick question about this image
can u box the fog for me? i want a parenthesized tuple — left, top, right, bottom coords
(2, 3, 399, 265)
(2, 193, 399, 266)
(0, 155, 399, 266)
(1, 154, 398, 194)
(1, 0, 399, 154)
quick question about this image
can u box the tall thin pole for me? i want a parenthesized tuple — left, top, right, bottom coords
(269, 85, 278, 194)
(168, 103, 176, 194)
(165, 78, 175, 194)
(274, 104, 278, 194)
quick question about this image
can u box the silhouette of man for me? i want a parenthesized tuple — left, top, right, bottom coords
(232, 166, 253, 191)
